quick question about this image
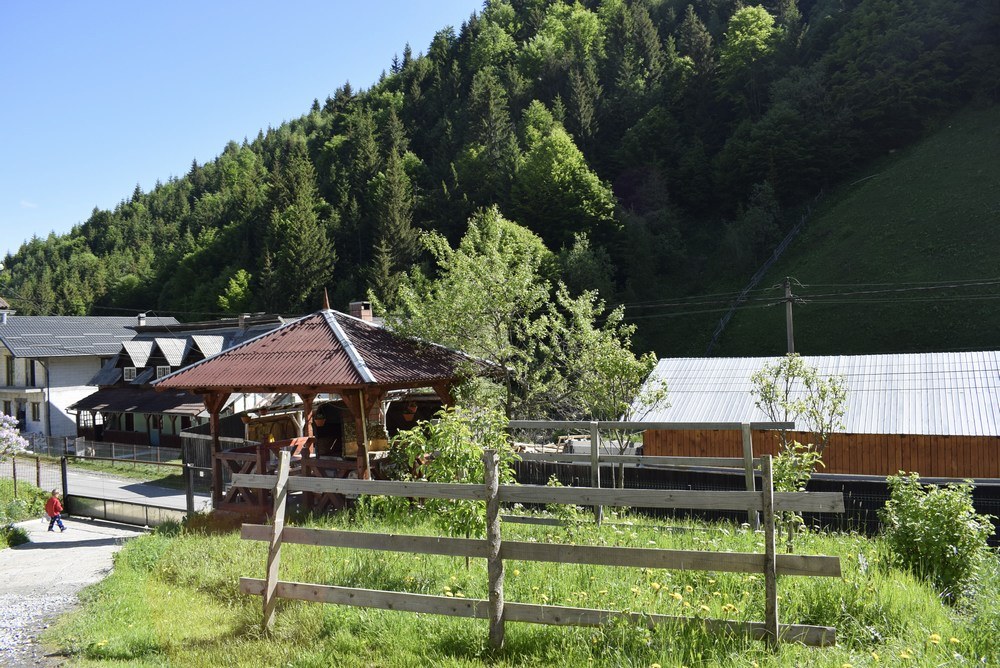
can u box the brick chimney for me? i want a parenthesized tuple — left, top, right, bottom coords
(349, 300, 373, 322)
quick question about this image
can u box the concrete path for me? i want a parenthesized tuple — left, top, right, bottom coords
(0, 517, 147, 666)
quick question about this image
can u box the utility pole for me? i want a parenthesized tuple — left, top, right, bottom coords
(784, 277, 795, 354)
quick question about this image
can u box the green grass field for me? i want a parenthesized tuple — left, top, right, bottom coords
(689, 104, 1000, 358)
(42, 507, 1000, 667)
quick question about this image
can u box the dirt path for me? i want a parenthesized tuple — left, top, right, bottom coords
(0, 517, 146, 666)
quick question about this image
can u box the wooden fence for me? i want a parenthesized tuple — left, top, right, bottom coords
(235, 450, 845, 649)
(645, 429, 1000, 479)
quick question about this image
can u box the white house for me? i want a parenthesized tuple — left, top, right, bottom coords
(0, 302, 177, 439)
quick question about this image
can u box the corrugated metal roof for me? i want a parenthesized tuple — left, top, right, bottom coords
(154, 309, 497, 392)
(154, 337, 191, 367)
(69, 387, 206, 416)
(122, 340, 154, 367)
(635, 352, 1000, 437)
(192, 334, 225, 357)
(0, 316, 178, 358)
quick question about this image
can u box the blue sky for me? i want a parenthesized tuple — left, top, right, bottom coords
(0, 1, 483, 258)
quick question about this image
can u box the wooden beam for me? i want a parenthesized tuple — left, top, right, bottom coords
(238, 579, 836, 647)
(231, 474, 845, 513)
(263, 451, 290, 632)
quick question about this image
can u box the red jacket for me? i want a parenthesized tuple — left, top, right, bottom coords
(45, 496, 63, 517)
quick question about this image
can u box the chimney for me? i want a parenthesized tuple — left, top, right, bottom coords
(238, 313, 249, 330)
(137, 312, 147, 327)
(349, 300, 373, 322)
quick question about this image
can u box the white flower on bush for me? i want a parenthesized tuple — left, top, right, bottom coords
(0, 413, 28, 461)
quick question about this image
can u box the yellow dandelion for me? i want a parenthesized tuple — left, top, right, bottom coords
(899, 649, 912, 660)
(651, 582, 662, 591)
(683, 601, 691, 608)
(699, 605, 710, 613)
(443, 586, 451, 592)
(671, 592, 683, 601)
(708, 578, 716, 584)
(651, 664, 661, 668)
(513, 569, 520, 576)
(541, 594, 549, 602)
(456, 592, 466, 598)
(713, 591, 722, 597)
(842, 664, 853, 668)
(599, 589, 608, 595)
(871, 651, 879, 662)
(444, 591, 454, 597)
(631, 586, 641, 595)
(684, 585, 694, 593)
(928, 633, 941, 645)
(950, 637, 960, 644)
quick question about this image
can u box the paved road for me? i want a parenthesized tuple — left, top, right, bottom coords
(0, 517, 147, 666)
(1, 460, 212, 512)
(64, 467, 212, 512)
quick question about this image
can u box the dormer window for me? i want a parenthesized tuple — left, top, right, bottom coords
(123, 367, 137, 382)
(156, 366, 171, 379)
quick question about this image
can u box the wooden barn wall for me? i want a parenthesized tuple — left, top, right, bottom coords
(643, 430, 1000, 479)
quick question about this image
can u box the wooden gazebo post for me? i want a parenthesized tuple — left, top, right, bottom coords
(201, 391, 231, 507)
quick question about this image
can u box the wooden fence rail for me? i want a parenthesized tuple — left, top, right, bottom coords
(235, 450, 844, 650)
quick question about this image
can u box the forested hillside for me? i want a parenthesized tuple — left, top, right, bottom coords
(1, 0, 996, 356)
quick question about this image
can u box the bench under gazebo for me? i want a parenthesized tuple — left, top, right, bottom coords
(153, 307, 495, 515)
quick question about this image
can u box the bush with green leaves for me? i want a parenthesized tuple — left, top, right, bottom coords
(772, 441, 825, 552)
(879, 473, 996, 602)
(388, 406, 518, 538)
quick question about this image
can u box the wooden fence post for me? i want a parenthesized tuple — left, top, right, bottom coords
(761, 454, 779, 648)
(741, 423, 757, 529)
(11, 458, 16, 497)
(483, 449, 505, 649)
(263, 450, 291, 632)
(589, 421, 602, 525)
(35, 456, 41, 488)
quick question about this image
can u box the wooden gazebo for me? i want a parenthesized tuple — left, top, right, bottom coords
(153, 308, 495, 512)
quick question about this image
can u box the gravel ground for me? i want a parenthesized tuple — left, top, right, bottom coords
(0, 517, 146, 666)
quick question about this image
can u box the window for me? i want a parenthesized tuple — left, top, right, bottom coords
(125, 413, 135, 432)
(30, 402, 40, 422)
(156, 365, 171, 379)
(181, 416, 192, 430)
(123, 367, 137, 382)
(25, 359, 36, 387)
(4, 357, 13, 386)
(2, 400, 11, 416)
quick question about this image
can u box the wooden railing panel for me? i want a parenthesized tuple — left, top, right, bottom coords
(239, 451, 843, 649)
(239, 578, 836, 647)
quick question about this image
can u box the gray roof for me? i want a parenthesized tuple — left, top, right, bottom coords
(0, 315, 178, 358)
(122, 340, 155, 367)
(637, 352, 1000, 437)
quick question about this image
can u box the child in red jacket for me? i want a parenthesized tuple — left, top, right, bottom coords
(45, 490, 66, 532)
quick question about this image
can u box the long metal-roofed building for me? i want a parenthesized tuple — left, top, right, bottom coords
(0, 311, 178, 438)
(637, 351, 1000, 479)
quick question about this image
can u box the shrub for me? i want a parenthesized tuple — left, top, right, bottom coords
(1, 523, 30, 547)
(879, 472, 996, 602)
(389, 406, 517, 538)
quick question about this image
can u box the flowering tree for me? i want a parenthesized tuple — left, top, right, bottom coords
(0, 413, 28, 462)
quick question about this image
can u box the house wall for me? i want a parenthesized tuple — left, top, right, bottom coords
(1, 351, 104, 438)
(47, 356, 104, 438)
(643, 429, 1000, 479)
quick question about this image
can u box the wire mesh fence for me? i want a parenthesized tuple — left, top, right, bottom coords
(0, 455, 64, 496)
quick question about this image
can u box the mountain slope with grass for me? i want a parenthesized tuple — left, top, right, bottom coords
(712, 104, 1000, 357)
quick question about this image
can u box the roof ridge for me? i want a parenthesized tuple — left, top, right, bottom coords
(324, 310, 376, 384)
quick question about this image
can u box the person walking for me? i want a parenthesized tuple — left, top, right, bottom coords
(45, 489, 66, 532)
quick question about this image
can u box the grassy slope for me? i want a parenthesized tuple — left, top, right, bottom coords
(711, 105, 1000, 357)
(42, 511, 1000, 667)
